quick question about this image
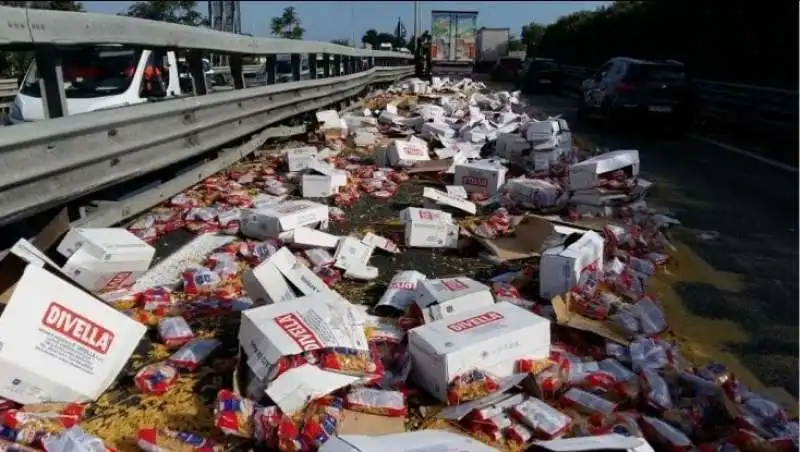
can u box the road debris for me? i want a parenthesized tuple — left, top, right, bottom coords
(0, 76, 795, 452)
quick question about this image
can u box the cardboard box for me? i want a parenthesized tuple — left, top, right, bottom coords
(302, 174, 339, 198)
(321, 430, 497, 452)
(532, 434, 655, 452)
(504, 178, 562, 210)
(399, 208, 458, 249)
(284, 146, 319, 172)
(0, 240, 146, 404)
(408, 302, 550, 402)
(240, 200, 329, 240)
(56, 228, 155, 292)
(238, 294, 367, 414)
(568, 150, 640, 190)
(453, 160, 508, 196)
(539, 230, 605, 299)
(422, 187, 476, 215)
(242, 246, 347, 307)
(412, 277, 495, 323)
(387, 139, 430, 166)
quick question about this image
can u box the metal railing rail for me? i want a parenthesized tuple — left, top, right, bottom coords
(0, 6, 414, 225)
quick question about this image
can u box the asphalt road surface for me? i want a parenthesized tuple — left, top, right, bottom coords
(526, 92, 799, 395)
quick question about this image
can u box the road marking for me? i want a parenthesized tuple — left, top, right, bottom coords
(690, 135, 798, 174)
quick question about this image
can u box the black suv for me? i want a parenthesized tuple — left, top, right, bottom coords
(519, 58, 561, 93)
(577, 57, 696, 131)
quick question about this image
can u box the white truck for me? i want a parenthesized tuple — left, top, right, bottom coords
(8, 45, 182, 124)
(475, 28, 510, 72)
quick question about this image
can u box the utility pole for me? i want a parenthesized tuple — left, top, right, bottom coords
(413, 0, 418, 39)
(351, 5, 356, 47)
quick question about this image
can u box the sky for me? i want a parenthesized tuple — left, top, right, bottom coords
(83, 1, 610, 43)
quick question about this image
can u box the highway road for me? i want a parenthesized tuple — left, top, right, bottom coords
(527, 92, 799, 395)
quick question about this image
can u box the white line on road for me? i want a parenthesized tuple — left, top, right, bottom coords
(689, 135, 798, 174)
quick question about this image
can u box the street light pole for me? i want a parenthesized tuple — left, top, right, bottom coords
(413, 1, 418, 40)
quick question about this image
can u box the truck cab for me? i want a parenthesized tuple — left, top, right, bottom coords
(8, 45, 181, 124)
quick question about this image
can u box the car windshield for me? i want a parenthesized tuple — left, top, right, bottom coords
(626, 64, 686, 83)
(20, 46, 142, 99)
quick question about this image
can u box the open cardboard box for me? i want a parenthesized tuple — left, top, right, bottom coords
(231, 348, 406, 435)
(0, 209, 147, 404)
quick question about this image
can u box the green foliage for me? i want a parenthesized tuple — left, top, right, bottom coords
(537, 0, 796, 87)
(270, 6, 304, 40)
(0, 1, 85, 76)
(361, 29, 405, 49)
(123, 1, 207, 26)
(330, 39, 350, 47)
(508, 34, 525, 52)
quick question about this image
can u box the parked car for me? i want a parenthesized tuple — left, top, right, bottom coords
(577, 57, 696, 132)
(491, 56, 523, 82)
(519, 58, 561, 93)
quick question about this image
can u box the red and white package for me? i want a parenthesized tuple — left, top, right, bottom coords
(138, 287, 173, 312)
(509, 398, 572, 440)
(157, 317, 195, 349)
(134, 362, 178, 395)
(167, 338, 221, 371)
(561, 388, 617, 416)
(505, 422, 533, 445)
(182, 269, 222, 295)
(345, 388, 407, 417)
(470, 393, 526, 421)
(640, 415, 694, 451)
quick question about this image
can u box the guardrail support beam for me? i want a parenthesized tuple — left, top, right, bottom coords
(187, 51, 208, 96)
(265, 55, 277, 85)
(229, 55, 244, 89)
(290, 54, 301, 82)
(333, 55, 342, 77)
(34, 45, 68, 119)
(322, 53, 331, 78)
(308, 53, 317, 80)
(349, 56, 357, 74)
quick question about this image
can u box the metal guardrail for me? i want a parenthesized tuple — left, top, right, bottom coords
(0, 67, 411, 226)
(0, 6, 414, 226)
(0, 79, 15, 99)
(558, 64, 798, 140)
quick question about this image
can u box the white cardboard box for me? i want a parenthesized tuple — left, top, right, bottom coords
(453, 160, 508, 196)
(504, 177, 562, 209)
(302, 174, 338, 198)
(408, 302, 550, 402)
(387, 139, 430, 166)
(399, 208, 458, 249)
(0, 247, 146, 404)
(412, 277, 495, 323)
(241, 200, 329, 240)
(320, 431, 498, 452)
(56, 228, 155, 292)
(539, 230, 605, 299)
(238, 294, 367, 414)
(568, 150, 640, 190)
(284, 146, 319, 172)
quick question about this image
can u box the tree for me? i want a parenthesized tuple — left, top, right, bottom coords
(270, 6, 304, 40)
(123, 1, 206, 26)
(330, 39, 350, 46)
(508, 34, 525, 52)
(0, 1, 85, 76)
(536, 0, 795, 87)
(520, 22, 545, 55)
(361, 29, 378, 48)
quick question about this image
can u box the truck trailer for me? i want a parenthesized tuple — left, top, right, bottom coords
(429, 10, 478, 77)
(475, 27, 510, 73)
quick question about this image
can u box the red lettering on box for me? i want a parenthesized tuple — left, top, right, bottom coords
(389, 281, 417, 291)
(462, 176, 488, 187)
(447, 311, 504, 333)
(418, 211, 434, 220)
(274, 313, 323, 351)
(441, 279, 468, 291)
(41, 302, 115, 354)
(103, 272, 132, 291)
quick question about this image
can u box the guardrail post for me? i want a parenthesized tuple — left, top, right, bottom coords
(349, 56, 357, 74)
(229, 54, 245, 89)
(187, 51, 208, 96)
(322, 53, 331, 78)
(308, 53, 317, 80)
(369, 57, 374, 69)
(290, 53, 301, 82)
(333, 55, 342, 77)
(34, 45, 68, 119)
(265, 55, 277, 85)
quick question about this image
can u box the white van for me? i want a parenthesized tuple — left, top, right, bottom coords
(7, 45, 181, 124)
